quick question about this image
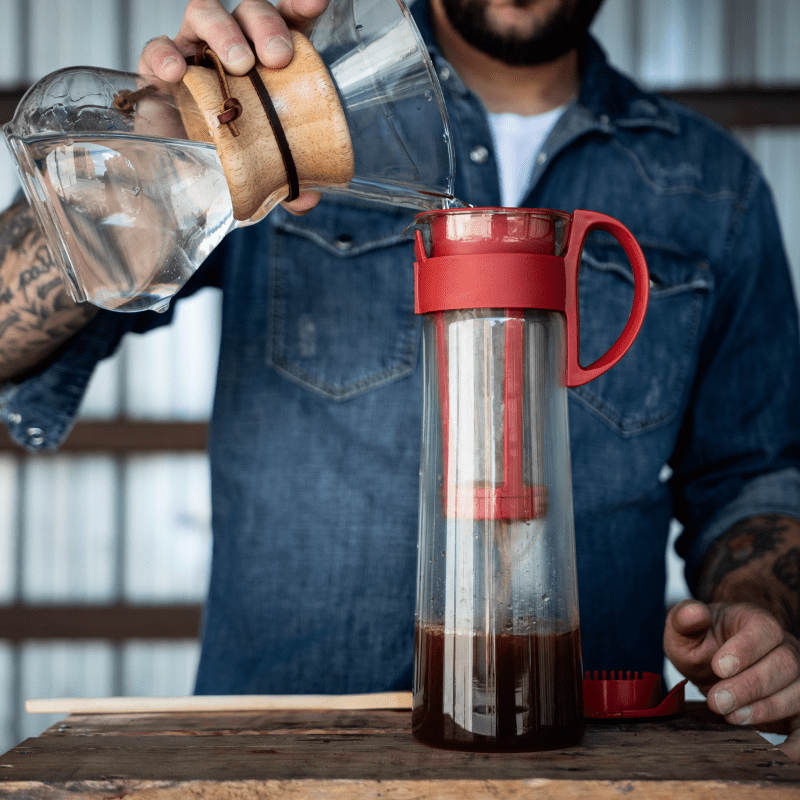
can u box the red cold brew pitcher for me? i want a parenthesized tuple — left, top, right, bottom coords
(411, 208, 650, 751)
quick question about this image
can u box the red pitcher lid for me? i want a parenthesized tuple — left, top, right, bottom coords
(583, 671, 688, 719)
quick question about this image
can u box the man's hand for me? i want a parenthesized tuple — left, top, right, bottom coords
(139, 0, 328, 215)
(665, 599, 800, 760)
(139, 0, 329, 77)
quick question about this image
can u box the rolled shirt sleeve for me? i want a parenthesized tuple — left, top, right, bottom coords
(681, 467, 800, 590)
(0, 310, 135, 450)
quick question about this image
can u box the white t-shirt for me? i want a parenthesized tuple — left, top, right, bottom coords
(487, 104, 569, 207)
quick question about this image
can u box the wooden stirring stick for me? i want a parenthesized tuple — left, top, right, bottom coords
(26, 692, 412, 715)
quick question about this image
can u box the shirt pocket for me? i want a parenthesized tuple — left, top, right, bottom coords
(570, 238, 713, 435)
(266, 200, 419, 400)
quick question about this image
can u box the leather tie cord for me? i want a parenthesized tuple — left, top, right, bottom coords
(193, 45, 243, 136)
(245, 65, 300, 203)
(112, 84, 159, 113)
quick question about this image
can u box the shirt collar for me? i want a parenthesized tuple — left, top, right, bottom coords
(577, 34, 680, 134)
(409, 0, 680, 135)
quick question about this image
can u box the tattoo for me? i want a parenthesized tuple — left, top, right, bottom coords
(0, 310, 21, 338)
(18, 262, 51, 291)
(698, 514, 787, 592)
(37, 277, 64, 300)
(698, 514, 800, 637)
(17, 243, 57, 301)
(0, 201, 38, 263)
(774, 548, 800, 592)
(0, 201, 97, 377)
(0, 203, 39, 308)
(52, 287, 75, 313)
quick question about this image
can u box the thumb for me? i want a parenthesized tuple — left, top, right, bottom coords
(670, 599, 713, 640)
(664, 600, 718, 687)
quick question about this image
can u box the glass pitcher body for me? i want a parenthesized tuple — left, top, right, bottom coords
(413, 306, 584, 751)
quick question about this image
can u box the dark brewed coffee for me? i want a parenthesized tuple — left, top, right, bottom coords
(413, 623, 584, 751)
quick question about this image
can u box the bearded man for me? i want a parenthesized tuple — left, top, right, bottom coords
(1, 0, 799, 756)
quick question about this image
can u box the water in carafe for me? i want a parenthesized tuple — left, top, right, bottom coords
(25, 132, 234, 312)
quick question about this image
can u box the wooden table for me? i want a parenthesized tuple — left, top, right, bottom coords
(1, 702, 798, 798)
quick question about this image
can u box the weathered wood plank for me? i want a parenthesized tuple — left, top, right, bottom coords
(0, 779, 798, 800)
(1, 728, 792, 783)
(40, 709, 411, 737)
(0, 705, 797, 798)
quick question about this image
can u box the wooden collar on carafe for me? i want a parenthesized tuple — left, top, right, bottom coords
(192, 43, 300, 202)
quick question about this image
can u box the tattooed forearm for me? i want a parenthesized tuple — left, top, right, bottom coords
(0, 201, 97, 381)
(17, 242, 58, 301)
(0, 200, 39, 262)
(697, 514, 800, 637)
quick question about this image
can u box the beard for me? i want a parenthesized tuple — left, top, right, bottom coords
(439, 0, 605, 66)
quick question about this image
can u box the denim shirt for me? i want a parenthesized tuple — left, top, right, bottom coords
(3, 1, 800, 692)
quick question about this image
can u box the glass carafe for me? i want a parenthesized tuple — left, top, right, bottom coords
(411, 208, 650, 750)
(3, 0, 455, 312)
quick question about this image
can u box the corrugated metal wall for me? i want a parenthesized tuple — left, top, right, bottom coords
(0, 0, 798, 752)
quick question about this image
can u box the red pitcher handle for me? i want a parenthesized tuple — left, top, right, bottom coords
(563, 209, 649, 387)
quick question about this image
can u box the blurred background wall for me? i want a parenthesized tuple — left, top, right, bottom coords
(0, 0, 798, 753)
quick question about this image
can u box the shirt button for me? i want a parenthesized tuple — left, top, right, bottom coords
(6, 412, 21, 424)
(439, 66, 451, 81)
(334, 234, 354, 251)
(536, 151, 547, 165)
(470, 146, 490, 164)
(599, 114, 611, 126)
(26, 427, 44, 446)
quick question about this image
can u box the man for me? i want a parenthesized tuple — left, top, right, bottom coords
(1, 0, 799, 756)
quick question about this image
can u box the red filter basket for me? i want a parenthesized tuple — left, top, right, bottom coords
(583, 671, 688, 719)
